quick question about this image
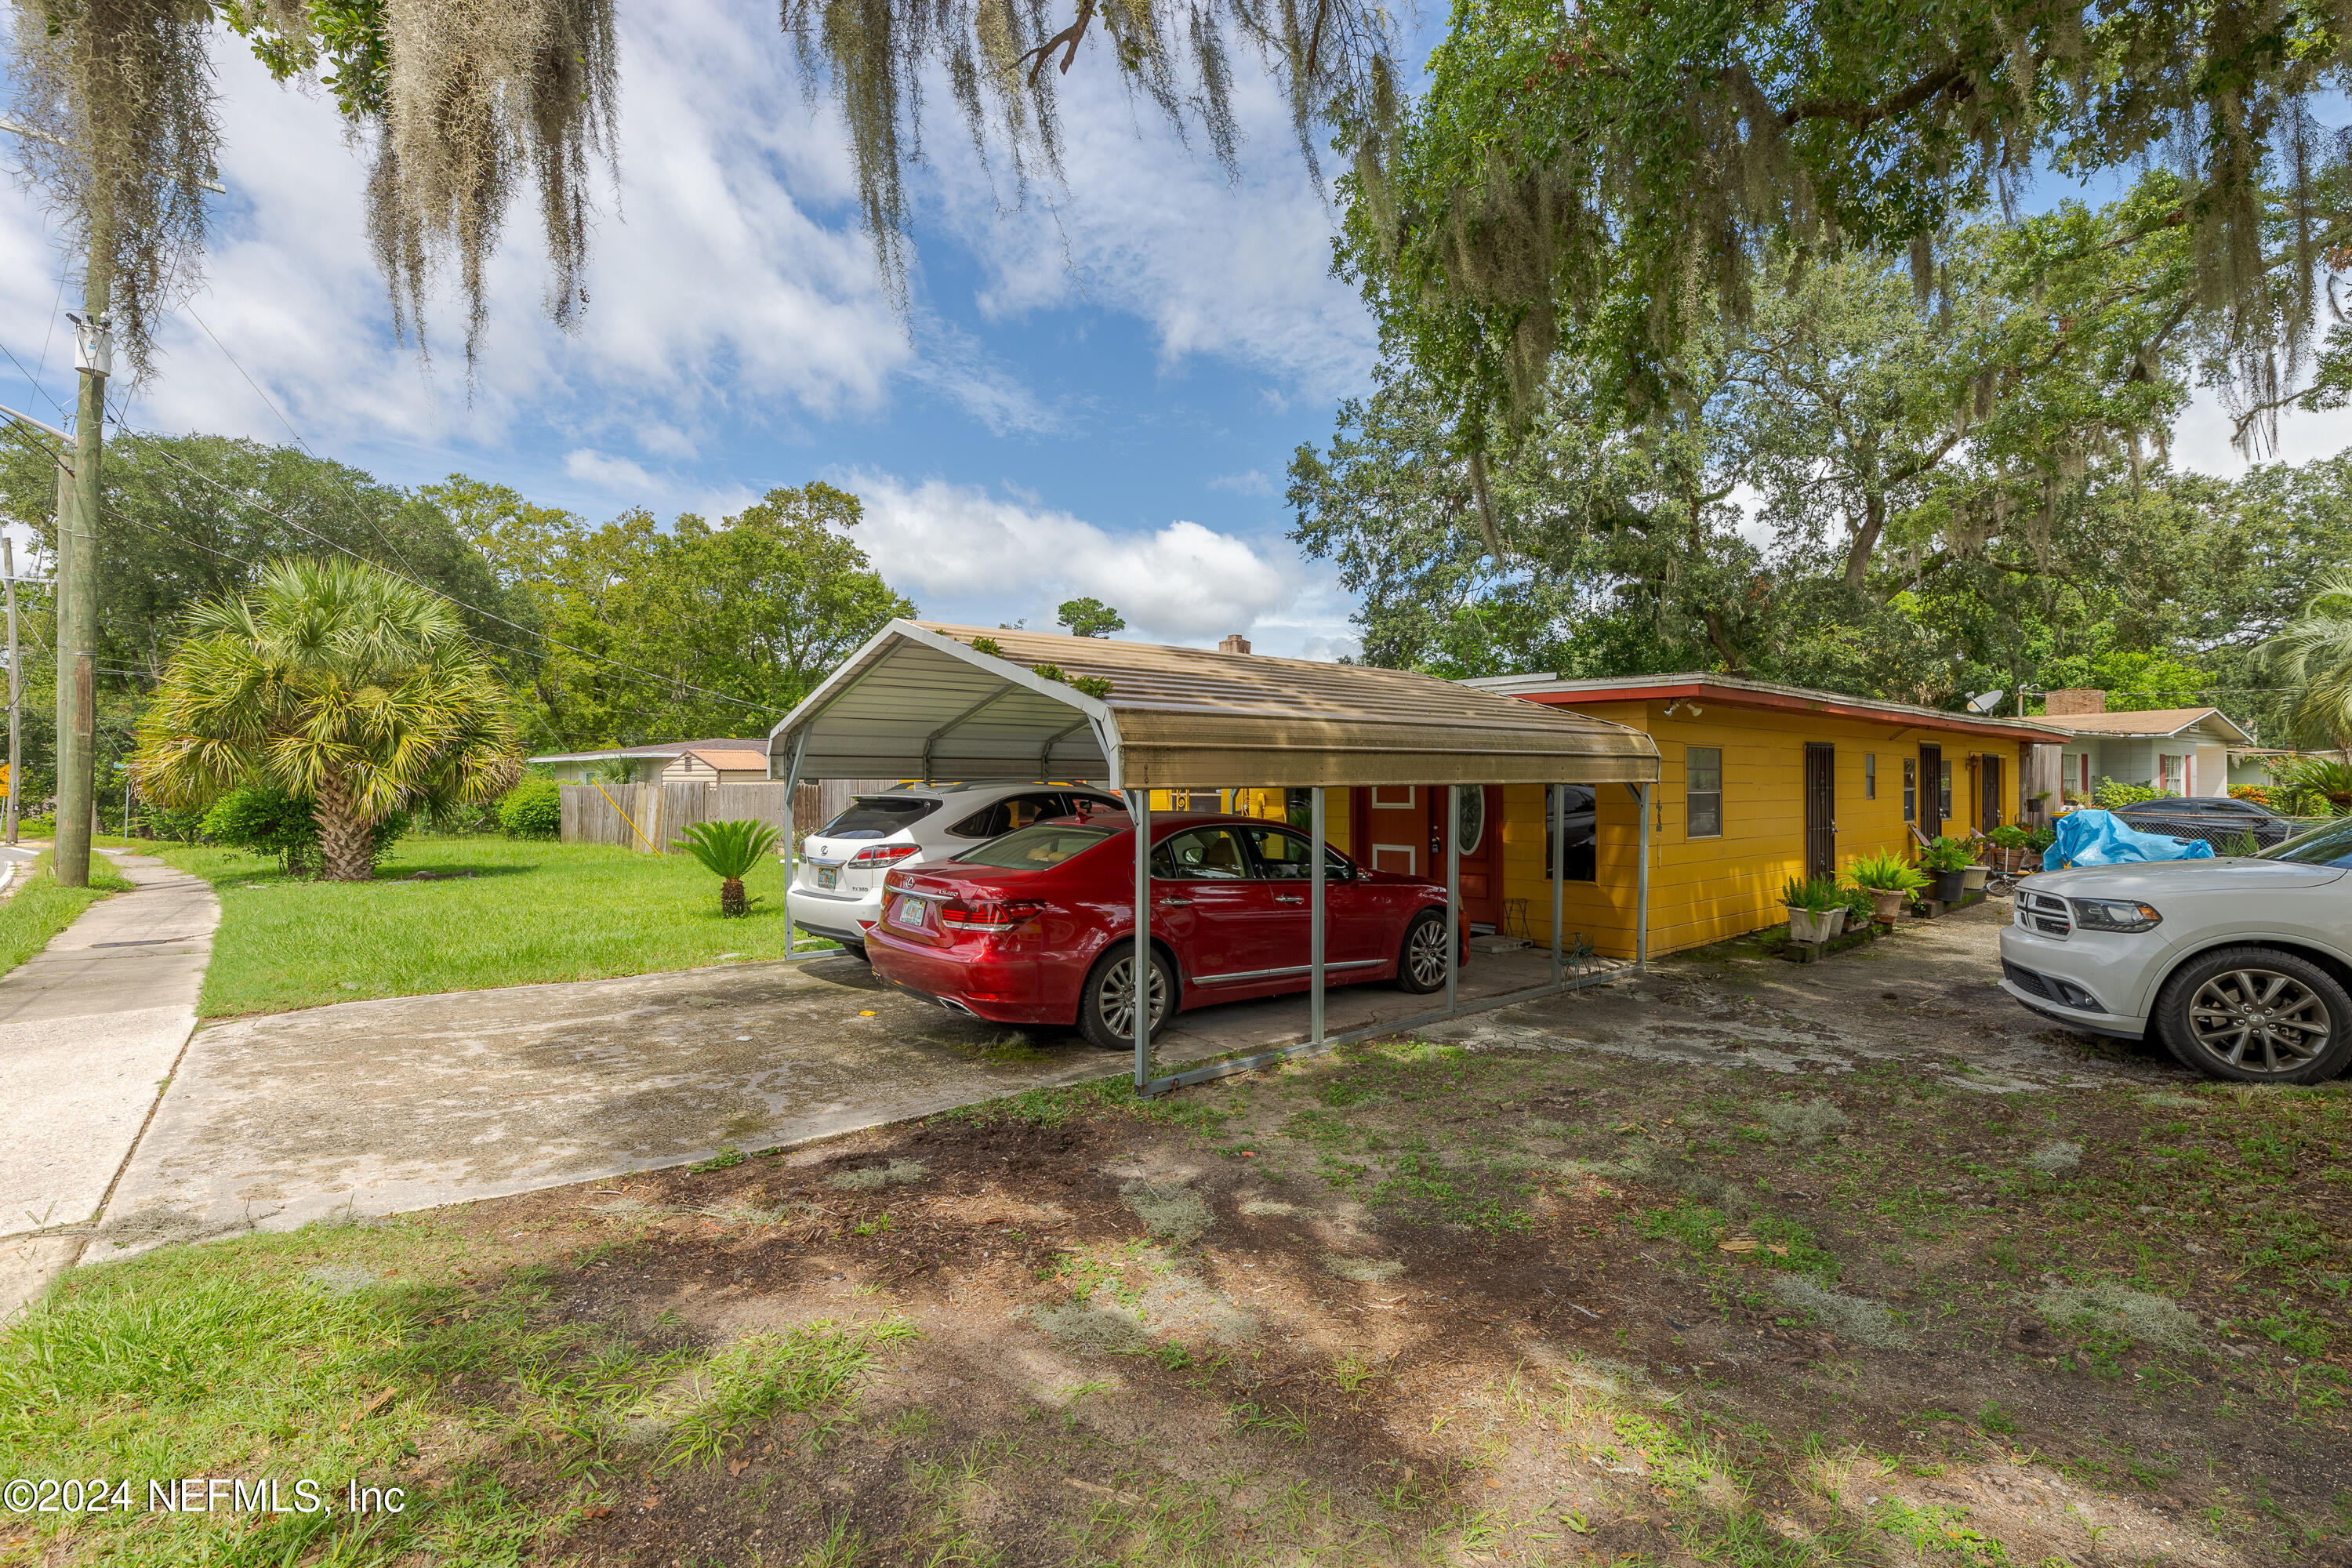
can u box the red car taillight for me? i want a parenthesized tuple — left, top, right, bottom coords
(939, 898, 1047, 931)
(851, 844, 921, 866)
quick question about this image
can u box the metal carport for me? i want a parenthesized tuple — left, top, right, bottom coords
(768, 621, 1661, 1094)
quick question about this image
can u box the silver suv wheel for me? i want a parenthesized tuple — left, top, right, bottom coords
(2157, 946, 2352, 1084)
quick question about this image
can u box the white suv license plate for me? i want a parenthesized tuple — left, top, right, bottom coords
(815, 865, 838, 890)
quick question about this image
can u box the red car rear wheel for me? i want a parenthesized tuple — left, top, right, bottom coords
(1077, 946, 1175, 1052)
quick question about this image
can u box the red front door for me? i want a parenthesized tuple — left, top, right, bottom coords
(1349, 785, 1504, 931)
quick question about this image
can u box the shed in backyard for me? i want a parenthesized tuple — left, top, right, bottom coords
(659, 746, 775, 786)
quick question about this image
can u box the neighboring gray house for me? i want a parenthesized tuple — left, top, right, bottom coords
(526, 738, 771, 784)
(2034, 689, 2255, 800)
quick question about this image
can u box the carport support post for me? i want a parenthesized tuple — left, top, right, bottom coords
(1551, 782, 1565, 985)
(1309, 786, 1327, 1046)
(1635, 781, 1652, 972)
(1445, 784, 1461, 1014)
(779, 731, 808, 956)
(1129, 789, 1152, 1092)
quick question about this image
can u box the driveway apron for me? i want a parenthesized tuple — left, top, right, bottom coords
(1, 851, 218, 1312)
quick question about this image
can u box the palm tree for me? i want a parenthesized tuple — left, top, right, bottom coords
(132, 557, 522, 881)
(2264, 569, 2352, 755)
(673, 819, 781, 916)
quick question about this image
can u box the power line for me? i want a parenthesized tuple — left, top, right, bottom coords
(181, 304, 429, 586)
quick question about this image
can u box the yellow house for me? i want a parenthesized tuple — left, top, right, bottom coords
(1446, 673, 2074, 958)
(1121, 670, 2067, 962)
(1155, 674, 2065, 963)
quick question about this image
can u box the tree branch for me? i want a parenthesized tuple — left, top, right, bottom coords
(1018, 0, 1098, 84)
(1780, 62, 1971, 130)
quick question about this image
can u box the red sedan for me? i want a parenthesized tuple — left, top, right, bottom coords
(867, 811, 1460, 1050)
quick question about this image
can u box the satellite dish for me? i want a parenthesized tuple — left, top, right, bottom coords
(1967, 689, 2005, 714)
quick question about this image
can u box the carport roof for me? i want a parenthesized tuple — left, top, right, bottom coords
(768, 621, 1661, 789)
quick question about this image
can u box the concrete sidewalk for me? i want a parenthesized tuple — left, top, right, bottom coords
(1, 851, 218, 1314)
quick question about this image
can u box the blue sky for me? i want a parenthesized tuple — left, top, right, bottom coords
(0, 3, 1379, 653)
(2, 11, 2345, 659)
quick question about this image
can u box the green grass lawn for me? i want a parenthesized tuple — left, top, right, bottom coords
(151, 835, 832, 1018)
(0, 849, 134, 979)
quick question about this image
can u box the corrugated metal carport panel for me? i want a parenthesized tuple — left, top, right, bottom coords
(782, 637, 1109, 781)
(768, 620, 1657, 786)
(1110, 712, 1653, 787)
(919, 623, 1657, 787)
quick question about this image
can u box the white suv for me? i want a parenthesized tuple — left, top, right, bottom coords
(1998, 818, 2352, 1083)
(789, 783, 1124, 960)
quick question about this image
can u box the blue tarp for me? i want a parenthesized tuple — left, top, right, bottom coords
(2042, 809, 2216, 870)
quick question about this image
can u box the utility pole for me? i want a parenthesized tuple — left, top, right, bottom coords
(2, 534, 17, 844)
(53, 297, 108, 885)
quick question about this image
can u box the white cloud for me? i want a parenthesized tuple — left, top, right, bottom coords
(913, 42, 1375, 400)
(1209, 468, 1279, 496)
(2, 1, 932, 464)
(840, 469, 1301, 642)
(564, 448, 659, 492)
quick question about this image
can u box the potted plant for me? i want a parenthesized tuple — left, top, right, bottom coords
(1846, 851, 1928, 921)
(1780, 874, 1846, 944)
(1918, 835, 1973, 902)
(1983, 823, 2034, 876)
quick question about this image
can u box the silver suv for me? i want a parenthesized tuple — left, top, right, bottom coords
(789, 782, 1124, 960)
(1998, 818, 2352, 1083)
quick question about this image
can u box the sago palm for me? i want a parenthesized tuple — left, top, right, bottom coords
(673, 819, 781, 917)
(132, 557, 522, 881)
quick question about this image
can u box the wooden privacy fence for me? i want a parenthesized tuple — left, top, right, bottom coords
(561, 782, 821, 851)
(560, 778, 899, 850)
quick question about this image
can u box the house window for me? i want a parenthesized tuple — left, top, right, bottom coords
(1686, 746, 1723, 839)
(2158, 753, 2187, 796)
(1939, 760, 1953, 820)
(1864, 754, 1877, 800)
(1544, 785, 1598, 881)
(1903, 758, 1917, 822)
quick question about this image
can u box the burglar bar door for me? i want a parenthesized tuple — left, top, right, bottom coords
(1981, 755, 2004, 831)
(1804, 742, 1836, 881)
(1918, 743, 1944, 837)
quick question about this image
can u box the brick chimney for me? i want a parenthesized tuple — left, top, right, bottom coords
(1218, 633, 1252, 655)
(2043, 688, 2107, 716)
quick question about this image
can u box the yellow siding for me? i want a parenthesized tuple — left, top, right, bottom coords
(1494, 700, 2034, 960)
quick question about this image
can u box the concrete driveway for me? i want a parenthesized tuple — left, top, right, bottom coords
(91, 942, 1589, 1259)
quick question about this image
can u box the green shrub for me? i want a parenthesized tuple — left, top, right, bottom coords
(1984, 822, 2033, 848)
(498, 779, 562, 840)
(201, 786, 407, 877)
(2275, 756, 2352, 815)
(139, 803, 209, 844)
(2092, 776, 2162, 809)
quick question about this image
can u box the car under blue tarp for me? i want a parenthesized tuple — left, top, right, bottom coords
(2042, 808, 2217, 870)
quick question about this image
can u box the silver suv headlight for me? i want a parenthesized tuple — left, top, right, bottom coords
(2068, 898, 2161, 934)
